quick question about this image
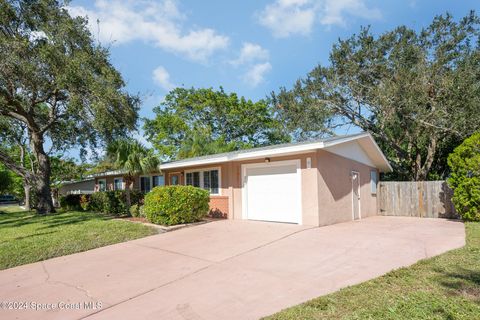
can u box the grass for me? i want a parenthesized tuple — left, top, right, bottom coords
(265, 222, 480, 320)
(0, 206, 157, 270)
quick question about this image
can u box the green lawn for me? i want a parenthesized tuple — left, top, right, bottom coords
(0, 206, 157, 270)
(265, 222, 480, 320)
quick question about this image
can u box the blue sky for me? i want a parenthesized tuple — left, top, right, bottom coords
(65, 0, 479, 159)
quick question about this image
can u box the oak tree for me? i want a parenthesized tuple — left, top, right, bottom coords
(274, 12, 480, 180)
(0, 0, 139, 213)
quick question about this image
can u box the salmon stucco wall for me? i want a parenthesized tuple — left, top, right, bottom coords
(316, 149, 378, 226)
(209, 196, 229, 218)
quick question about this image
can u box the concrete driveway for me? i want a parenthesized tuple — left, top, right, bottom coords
(0, 216, 465, 320)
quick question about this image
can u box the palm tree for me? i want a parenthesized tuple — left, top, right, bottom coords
(106, 139, 160, 209)
(177, 127, 238, 159)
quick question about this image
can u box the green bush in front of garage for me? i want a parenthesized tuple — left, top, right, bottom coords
(144, 185, 210, 226)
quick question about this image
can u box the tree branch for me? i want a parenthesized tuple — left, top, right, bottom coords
(0, 149, 30, 179)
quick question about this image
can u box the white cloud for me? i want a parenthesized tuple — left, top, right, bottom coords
(257, 0, 382, 38)
(319, 0, 382, 26)
(152, 66, 175, 91)
(229, 42, 271, 87)
(257, 0, 316, 38)
(67, 0, 229, 62)
(231, 42, 270, 66)
(243, 62, 272, 87)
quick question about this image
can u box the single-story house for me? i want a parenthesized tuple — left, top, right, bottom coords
(91, 132, 392, 226)
(52, 178, 95, 207)
(58, 178, 96, 196)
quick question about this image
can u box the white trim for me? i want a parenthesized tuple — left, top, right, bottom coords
(160, 133, 392, 173)
(235, 145, 321, 161)
(322, 133, 370, 148)
(366, 135, 393, 172)
(351, 171, 361, 220)
(162, 157, 230, 170)
(97, 179, 106, 192)
(241, 159, 302, 225)
(184, 167, 221, 195)
(323, 133, 392, 172)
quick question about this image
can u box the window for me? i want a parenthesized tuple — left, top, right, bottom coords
(152, 175, 165, 188)
(185, 169, 220, 194)
(114, 178, 123, 190)
(98, 179, 106, 192)
(140, 176, 151, 193)
(170, 175, 179, 185)
(186, 172, 200, 187)
(370, 170, 378, 194)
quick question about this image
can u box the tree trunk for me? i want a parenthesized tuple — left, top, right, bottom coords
(125, 176, 132, 211)
(31, 133, 55, 214)
(415, 136, 438, 181)
(23, 183, 31, 210)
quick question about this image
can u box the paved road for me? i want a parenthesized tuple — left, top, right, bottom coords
(0, 216, 465, 320)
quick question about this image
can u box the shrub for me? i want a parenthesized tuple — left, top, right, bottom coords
(138, 205, 145, 218)
(144, 186, 210, 226)
(129, 204, 146, 218)
(90, 190, 144, 216)
(448, 132, 480, 221)
(130, 204, 140, 217)
(59, 194, 83, 211)
(79, 194, 90, 211)
(89, 191, 107, 213)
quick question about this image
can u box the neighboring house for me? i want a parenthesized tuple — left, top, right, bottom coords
(58, 179, 95, 196)
(53, 178, 95, 207)
(91, 132, 392, 226)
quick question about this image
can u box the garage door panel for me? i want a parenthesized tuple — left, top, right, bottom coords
(247, 165, 297, 176)
(244, 162, 300, 224)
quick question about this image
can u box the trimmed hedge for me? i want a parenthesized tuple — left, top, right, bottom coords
(144, 186, 209, 226)
(90, 190, 144, 216)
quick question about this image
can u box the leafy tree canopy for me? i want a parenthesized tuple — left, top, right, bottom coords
(0, 163, 15, 194)
(0, 0, 139, 213)
(273, 12, 480, 181)
(144, 87, 290, 160)
(50, 156, 91, 185)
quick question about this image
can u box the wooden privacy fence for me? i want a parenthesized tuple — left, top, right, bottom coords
(378, 181, 458, 219)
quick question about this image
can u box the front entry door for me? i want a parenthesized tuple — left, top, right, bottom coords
(352, 171, 361, 220)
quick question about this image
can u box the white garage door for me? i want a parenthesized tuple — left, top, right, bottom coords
(243, 160, 301, 224)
